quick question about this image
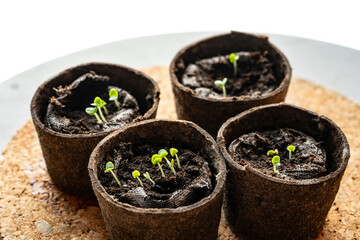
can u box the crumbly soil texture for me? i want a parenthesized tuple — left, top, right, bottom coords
(98, 143, 214, 208)
(45, 71, 140, 134)
(229, 128, 328, 180)
(181, 51, 279, 98)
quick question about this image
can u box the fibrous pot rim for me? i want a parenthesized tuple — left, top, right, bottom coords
(88, 118, 227, 214)
(169, 31, 292, 103)
(30, 62, 160, 139)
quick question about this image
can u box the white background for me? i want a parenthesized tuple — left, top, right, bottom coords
(1, 0, 359, 84)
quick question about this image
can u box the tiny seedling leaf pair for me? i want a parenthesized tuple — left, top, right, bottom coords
(159, 149, 176, 175)
(169, 148, 181, 169)
(109, 88, 120, 110)
(132, 170, 144, 188)
(85, 88, 121, 125)
(214, 78, 228, 97)
(152, 149, 176, 176)
(272, 156, 281, 174)
(105, 162, 122, 188)
(86, 97, 108, 124)
(287, 145, 296, 160)
(267, 149, 278, 156)
(267, 148, 281, 174)
(268, 145, 296, 174)
(229, 53, 239, 76)
(152, 148, 181, 177)
(152, 154, 165, 177)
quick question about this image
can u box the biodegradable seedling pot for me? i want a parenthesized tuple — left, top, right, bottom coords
(170, 31, 292, 137)
(88, 119, 226, 240)
(30, 62, 160, 197)
(217, 103, 350, 240)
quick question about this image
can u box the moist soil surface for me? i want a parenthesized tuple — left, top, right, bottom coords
(98, 143, 214, 208)
(45, 71, 140, 134)
(228, 128, 328, 180)
(181, 51, 279, 98)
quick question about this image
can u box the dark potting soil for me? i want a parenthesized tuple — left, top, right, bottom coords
(182, 51, 279, 98)
(45, 71, 140, 134)
(98, 143, 214, 208)
(228, 128, 328, 180)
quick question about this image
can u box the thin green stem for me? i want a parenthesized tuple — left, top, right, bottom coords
(222, 86, 226, 97)
(97, 106, 107, 123)
(149, 178, 155, 185)
(157, 163, 165, 177)
(289, 151, 291, 160)
(147, 177, 155, 185)
(137, 178, 144, 188)
(233, 60, 237, 76)
(94, 112, 103, 124)
(103, 106, 108, 115)
(273, 166, 277, 174)
(110, 170, 122, 188)
(114, 99, 120, 110)
(169, 162, 176, 175)
(165, 157, 176, 175)
(144, 172, 155, 185)
(175, 154, 181, 169)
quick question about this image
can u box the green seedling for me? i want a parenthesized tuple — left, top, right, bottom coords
(85, 107, 103, 125)
(132, 170, 144, 188)
(229, 53, 239, 76)
(287, 145, 296, 160)
(170, 148, 181, 169)
(214, 78, 228, 97)
(152, 154, 165, 177)
(267, 149, 278, 156)
(109, 88, 120, 110)
(167, 159, 176, 175)
(159, 149, 176, 175)
(143, 171, 155, 186)
(91, 97, 108, 122)
(104, 162, 121, 188)
(272, 156, 281, 174)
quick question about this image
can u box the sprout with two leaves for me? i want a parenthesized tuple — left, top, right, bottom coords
(85, 106, 103, 125)
(214, 78, 228, 97)
(152, 154, 165, 177)
(132, 170, 144, 188)
(109, 88, 120, 110)
(170, 148, 181, 169)
(229, 53, 239, 76)
(91, 97, 108, 123)
(267, 149, 278, 156)
(143, 171, 155, 186)
(104, 162, 122, 188)
(159, 149, 176, 175)
(287, 145, 296, 160)
(272, 156, 281, 174)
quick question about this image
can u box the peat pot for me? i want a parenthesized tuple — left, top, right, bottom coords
(88, 119, 226, 240)
(30, 62, 160, 197)
(217, 103, 350, 240)
(170, 31, 292, 137)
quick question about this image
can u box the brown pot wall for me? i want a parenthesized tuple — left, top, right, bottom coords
(88, 119, 226, 240)
(30, 62, 160, 197)
(217, 103, 350, 240)
(170, 31, 292, 137)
